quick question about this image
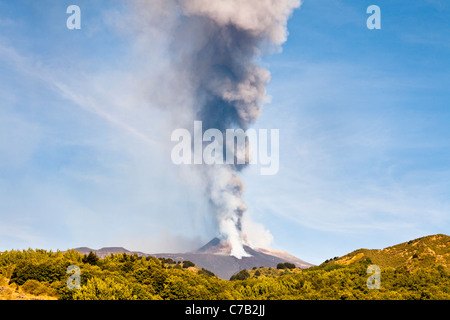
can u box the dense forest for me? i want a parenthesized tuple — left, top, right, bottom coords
(1, 234, 449, 300)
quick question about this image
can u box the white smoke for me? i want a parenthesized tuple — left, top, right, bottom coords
(178, 0, 300, 45)
(130, 0, 301, 258)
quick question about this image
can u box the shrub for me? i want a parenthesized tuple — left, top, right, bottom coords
(21, 279, 56, 297)
(10, 261, 65, 286)
(0, 274, 9, 286)
(82, 252, 99, 265)
(73, 277, 135, 300)
(277, 262, 296, 270)
(182, 261, 195, 268)
(230, 269, 250, 281)
(198, 268, 215, 277)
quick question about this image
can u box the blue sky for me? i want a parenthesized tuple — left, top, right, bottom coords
(0, 0, 449, 265)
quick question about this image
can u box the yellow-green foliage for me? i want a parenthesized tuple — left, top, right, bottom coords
(329, 234, 450, 272)
(21, 279, 57, 297)
(1, 234, 449, 300)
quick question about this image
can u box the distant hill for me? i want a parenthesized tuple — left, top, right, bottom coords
(6, 233, 450, 300)
(326, 234, 450, 271)
(73, 234, 449, 279)
(73, 247, 147, 258)
(152, 238, 314, 279)
(73, 238, 314, 279)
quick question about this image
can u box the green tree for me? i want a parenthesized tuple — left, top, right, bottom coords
(277, 262, 296, 270)
(230, 269, 250, 281)
(73, 277, 135, 300)
(82, 252, 99, 265)
(10, 261, 65, 285)
(198, 268, 215, 277)
(21, 279, 57, 297)
(182, 261, 195, 268)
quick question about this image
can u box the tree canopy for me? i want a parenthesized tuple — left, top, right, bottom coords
(1, 248, 449, 300)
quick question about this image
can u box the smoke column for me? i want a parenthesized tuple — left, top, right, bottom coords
(133, 0, 300, 258)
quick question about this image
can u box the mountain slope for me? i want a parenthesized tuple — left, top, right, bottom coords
(73, 238, 314, 279)
(153, 238, 314, 279)
(327, 234, 450, 271)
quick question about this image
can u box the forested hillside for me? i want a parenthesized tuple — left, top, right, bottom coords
(327, 234, 450, 271)
(0, 234, 449, 300)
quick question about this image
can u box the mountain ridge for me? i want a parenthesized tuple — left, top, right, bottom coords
(72, 234, 450, 279)
(151, 237, 314, 279)
(325, 234, 450, 271)
(73, 237, 314, 279)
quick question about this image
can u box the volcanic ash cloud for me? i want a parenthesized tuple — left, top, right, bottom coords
(133, 0, 301, 258)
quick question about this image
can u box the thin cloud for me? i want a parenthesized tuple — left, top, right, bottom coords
(0, 40, 158, 147)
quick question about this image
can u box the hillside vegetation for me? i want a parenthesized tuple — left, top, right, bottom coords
(326, 234, 450, 271)
(0, 234, 449, 300)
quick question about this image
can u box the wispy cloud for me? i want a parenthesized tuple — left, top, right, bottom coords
(0, 37, 212, 252)
(245, 57, 450, 242)
(0, 40, 158, 147)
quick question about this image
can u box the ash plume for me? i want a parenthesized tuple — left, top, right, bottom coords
(132, 0, 300, 258)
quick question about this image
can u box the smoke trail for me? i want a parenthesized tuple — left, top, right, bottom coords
(133, 0, 300, 258)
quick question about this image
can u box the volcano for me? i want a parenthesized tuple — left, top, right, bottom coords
(153, 238, 314, 279)
(74, 238, 314, 279)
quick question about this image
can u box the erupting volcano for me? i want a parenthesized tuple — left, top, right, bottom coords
(134, 0, 301, 258)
